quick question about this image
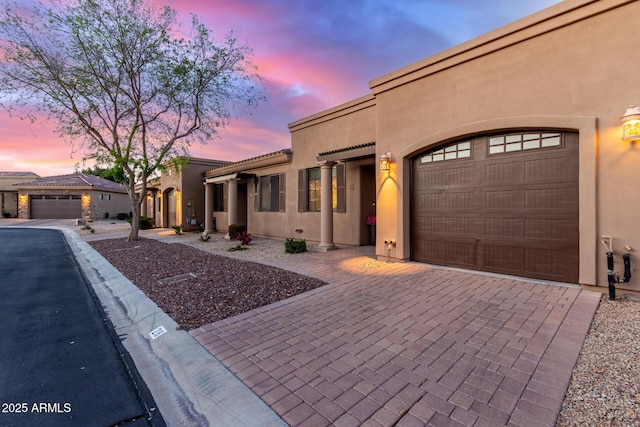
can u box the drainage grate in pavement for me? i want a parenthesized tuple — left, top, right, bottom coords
(157, 273, 197, 285)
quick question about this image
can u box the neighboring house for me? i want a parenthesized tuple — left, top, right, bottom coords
(203, 116, 377, 247)
(137, 157, 230, 229)
(0, 172, 40, 218)
(14, 173, 129, 220)
(201, 0, 640, 294)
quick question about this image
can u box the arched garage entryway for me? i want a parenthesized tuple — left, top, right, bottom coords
(411, 130, 579, 283)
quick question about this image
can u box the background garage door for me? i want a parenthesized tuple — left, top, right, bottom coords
(30, 195, 82, 219)
(411, 131, 579, 283)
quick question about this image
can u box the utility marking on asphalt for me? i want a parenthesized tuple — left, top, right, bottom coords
(149, 326, 167, 340)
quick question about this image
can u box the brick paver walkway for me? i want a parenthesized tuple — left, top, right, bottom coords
(189, 247, 599, 426)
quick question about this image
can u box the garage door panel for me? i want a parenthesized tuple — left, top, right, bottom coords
(485, 161, 525, 184)
(524, 218, 577, 241)
(484, 217, 524, 238)
(445, 240, 476, 268)
(413, 238, 478, 268)
(30, 195, 82, 219)
(484, 189, 524, 210)
(414, 190, 480, 211)
(524, 157, 573, 182)
(416, 165, 478, 189)
(524, 185, 578, 210)
(416, 216, 477, 235)
(524, 247, 577, 280)
(411, 130, 579, 283)
(482, 244, 523, 273)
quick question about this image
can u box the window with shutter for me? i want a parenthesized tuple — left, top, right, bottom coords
(258, 173, 284, 212)
(213, 183, 225, 212)
(298, 164, 346, 213)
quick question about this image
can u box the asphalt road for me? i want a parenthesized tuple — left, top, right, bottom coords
(0, 228, 163, 426)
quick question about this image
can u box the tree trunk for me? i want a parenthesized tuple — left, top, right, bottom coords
(127, 182, 141, 242)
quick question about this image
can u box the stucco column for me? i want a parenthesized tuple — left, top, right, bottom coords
(227, 178, 240, 233)
(319, 161, 336, 250)
(140, 192, 148, 217)
(204, 182, 213, 233)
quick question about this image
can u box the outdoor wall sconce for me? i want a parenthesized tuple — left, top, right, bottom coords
(622, 105, 640, 141)
(379, 152, 391, 172)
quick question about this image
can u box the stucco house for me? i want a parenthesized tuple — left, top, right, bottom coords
(200, 0, 640, 294)
(14, 173, 129, 220)
(137, 157, 230, 229)
(0, 171, 39, 218)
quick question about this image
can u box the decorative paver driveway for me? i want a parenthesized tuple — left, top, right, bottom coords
(194, 248, 599, 426)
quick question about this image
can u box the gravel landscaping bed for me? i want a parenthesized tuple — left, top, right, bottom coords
(558, 296, 640, 426)
(89, 238, 326, 331)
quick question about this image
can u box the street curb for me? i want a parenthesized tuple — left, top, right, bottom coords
(58, 227, 286, 427)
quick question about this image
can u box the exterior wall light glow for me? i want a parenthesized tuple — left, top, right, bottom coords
(380, 152, 391, 172)
(622, 105, 640, 141)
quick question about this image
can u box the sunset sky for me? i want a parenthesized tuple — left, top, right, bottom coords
(0, 0, 561, 176)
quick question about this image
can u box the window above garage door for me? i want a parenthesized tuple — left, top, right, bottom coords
(419, 140, 472, 163)
(488, 131, 562, 154)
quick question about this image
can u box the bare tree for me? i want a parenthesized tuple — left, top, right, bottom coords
(0, 0, 264, 240)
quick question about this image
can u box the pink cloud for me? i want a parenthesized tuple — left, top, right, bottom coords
(0, 115, 81, 175)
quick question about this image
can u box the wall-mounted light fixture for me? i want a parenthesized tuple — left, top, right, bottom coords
(379, 152, 391, 172)
(622, 105, 640, 141)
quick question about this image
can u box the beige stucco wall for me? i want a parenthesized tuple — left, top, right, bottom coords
(88, 190, 130, 220)
(150, 158, 228, 228)
(368, 0, 640, 289)
(0, 174, 39, 218)
(241, 157, 376, 245)
(207, 96, 377, 246)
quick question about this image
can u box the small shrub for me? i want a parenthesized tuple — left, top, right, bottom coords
(116, 212, 129, 220)
(228, 223, 246, 239)
(171, 225, 183, 235)
(81, 224, 95, 234)
(285, 238, 307, 254)
(236, 231, 252, 245)
(127, 215, 154, 230)
(228, 244, 248, 252)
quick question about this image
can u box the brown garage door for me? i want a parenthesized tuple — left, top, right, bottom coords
(411, 131, 579, 283)
(30, 195, 82, 219)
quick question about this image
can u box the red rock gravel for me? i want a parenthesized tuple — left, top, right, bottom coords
(89, 238, 326, 331)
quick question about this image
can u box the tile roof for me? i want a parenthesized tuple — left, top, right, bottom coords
(14, 173, 126, 192)
(204, 149, 292, 174)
